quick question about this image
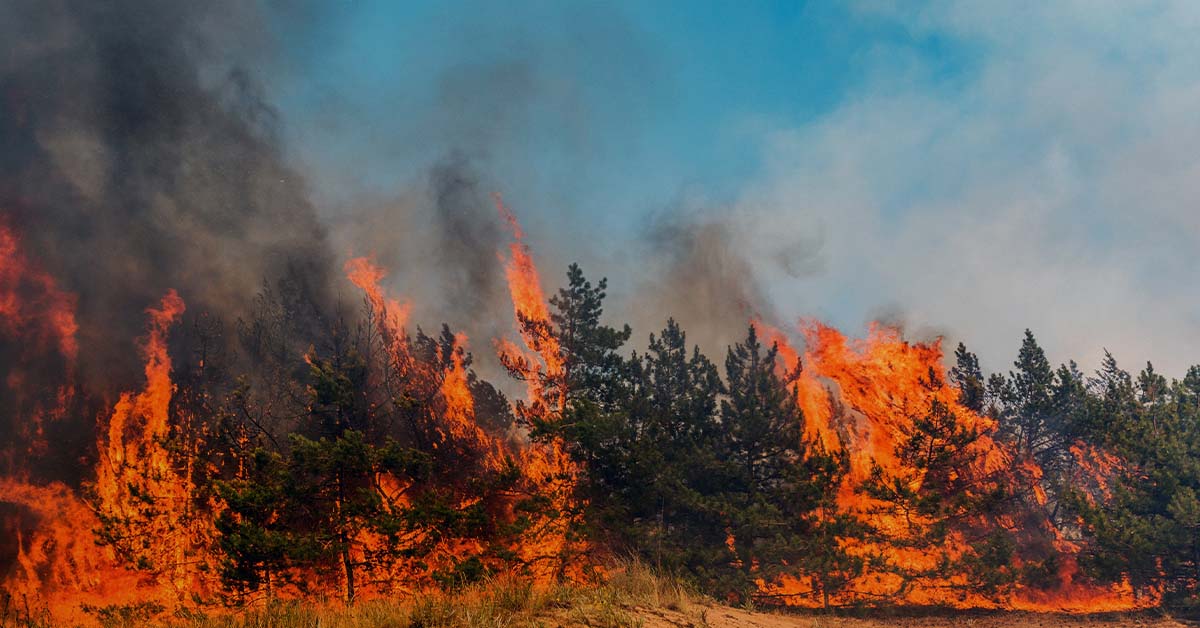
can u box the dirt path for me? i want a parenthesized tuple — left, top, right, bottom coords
(630, 604, 1192, 628)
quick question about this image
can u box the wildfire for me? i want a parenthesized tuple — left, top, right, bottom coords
(494, 194, 564, 411)
(0, 223, 93, 622)
(0, 219, 79, 470)
(92, 290, 217, 600)
(1, 287, 198, 624)
(754, 320, 1154, 611)
(0, 203, 1162, 623)
(343, 256, 503, 467)
(346, 255, 413, 367)
(492, 197, 585, 580)
(341, 244, 580, 587)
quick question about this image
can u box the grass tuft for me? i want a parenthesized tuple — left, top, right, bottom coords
(46, 561, 709, 628)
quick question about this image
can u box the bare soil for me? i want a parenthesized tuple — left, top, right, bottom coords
(628, 604, 1192, 628)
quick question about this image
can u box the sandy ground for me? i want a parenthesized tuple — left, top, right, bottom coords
(625, 604, 1194, 628)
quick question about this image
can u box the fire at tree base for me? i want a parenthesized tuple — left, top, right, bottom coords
(3, 206, 1182, 626)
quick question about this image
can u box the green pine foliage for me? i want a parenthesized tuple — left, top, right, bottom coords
(716, 325, 856, 606)
(101, 263, 1200, 612)
(510, 264, 857, 606)
(858, 369, 1020, 596)
(1064, 355, 1200, 606)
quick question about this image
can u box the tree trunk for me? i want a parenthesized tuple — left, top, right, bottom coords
(342, 541, 356, 604)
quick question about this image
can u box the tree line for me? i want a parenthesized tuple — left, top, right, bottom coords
(93, 264, 1200, 609)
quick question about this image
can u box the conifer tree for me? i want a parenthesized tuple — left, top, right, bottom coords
(718, 326, 853, 604)
(1067, 356, 1200, 605)
(1003, 330, 1056, 461)
(216, 352, 431, 603)
(860, 369, 1019, 597)
(587, 320, 729, 576)
(950, 342, 987, 414)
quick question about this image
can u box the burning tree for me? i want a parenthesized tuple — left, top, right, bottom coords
(857, 370, 1022, 599)
(1064, 355, 1200, 605)
(215, 349, 435, 604)
(0, 195, 1187, 623)
(717, 326, 855, 605)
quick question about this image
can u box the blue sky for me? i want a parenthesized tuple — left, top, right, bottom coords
(257, 2, 1200, 376)
(265, 1, 971, 212)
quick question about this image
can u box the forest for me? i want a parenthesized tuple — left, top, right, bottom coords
(5, 3, 1198, 625)
(6, 241, 1196, 623)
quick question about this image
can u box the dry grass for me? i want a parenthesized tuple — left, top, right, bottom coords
(74, 561, 711, 628)
(11, 569, 1195, 628)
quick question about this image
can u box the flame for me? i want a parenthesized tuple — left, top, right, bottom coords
(491, 197, 585, 579)
(494, 194, 564, 410)
(346, 255, 412, 337)
(753, 321, 1154, 611)
(345, 255, 413, 375)
(343, 256, 503, 463)
(92, 290, 218, 600)
(98, 291, 185, 480)
(0, 202, 1163, 620)
(0, 223, 97, 623)
(1068, 442, 1123, 500)
(0, 479, 150, 625)
(439, 332, 479, 438)
(0, 219, 79, 468)
(341, 252, 577, 587)
(1, 290, 204, 623)
(0, 218, 78, 363)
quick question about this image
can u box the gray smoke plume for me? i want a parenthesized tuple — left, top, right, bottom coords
(625, 205, 829, 361)
(429, 154, 506, 325)
(0, 0, 338, 387)
(0, 0, 342, 480)
(631, 213, 775, 358)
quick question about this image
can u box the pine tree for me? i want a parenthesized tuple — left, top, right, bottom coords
(215, 349, 433, 603)
(718, 326, 853, 604)
(950, 342, 987, 414)
(1004, 330, 1056, 461)
(213, 449, 295, 602)
(1067, 355, 1200, 605)
(507, 263, 632, 440)
(860, 368, 1019, 597)
(992, 330, 1083, 519)
(605, 320, 728, 576)
(551, 264, 633, 420)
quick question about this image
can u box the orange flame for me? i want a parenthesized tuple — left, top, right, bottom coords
(0, 218, 78, 363)
(494, 194, 564, 411)
(434, 331, 501, 464)
(491, 197, 586, 579)
(1, 290, 204, 624)
(341, 253, 579, 586)
(754, 321, 1153, 611)
(0, 219, 79, 465)
(0, 202, 1160, 621)
(92, 290, 217, 601)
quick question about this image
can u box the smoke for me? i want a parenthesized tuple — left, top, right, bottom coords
(309, 49, 578, 364)
(723, 3, 1200, 376)
(0, 0, 345, 481)
(266, 2, 662, 342)
(0, 0, 339, 388)
(628, 211, 770, 358)
(428, 155, 506, 327)
(322, 152, 513, 359)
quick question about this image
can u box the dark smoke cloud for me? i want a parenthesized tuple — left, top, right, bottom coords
(0, 0, 339, 391)
(0, 0, 344, 483)
(428, 155, 505, 325)
(630, 212, 776, 359)
(322, 152, 511, 350)
(623, 205, 830, 360)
